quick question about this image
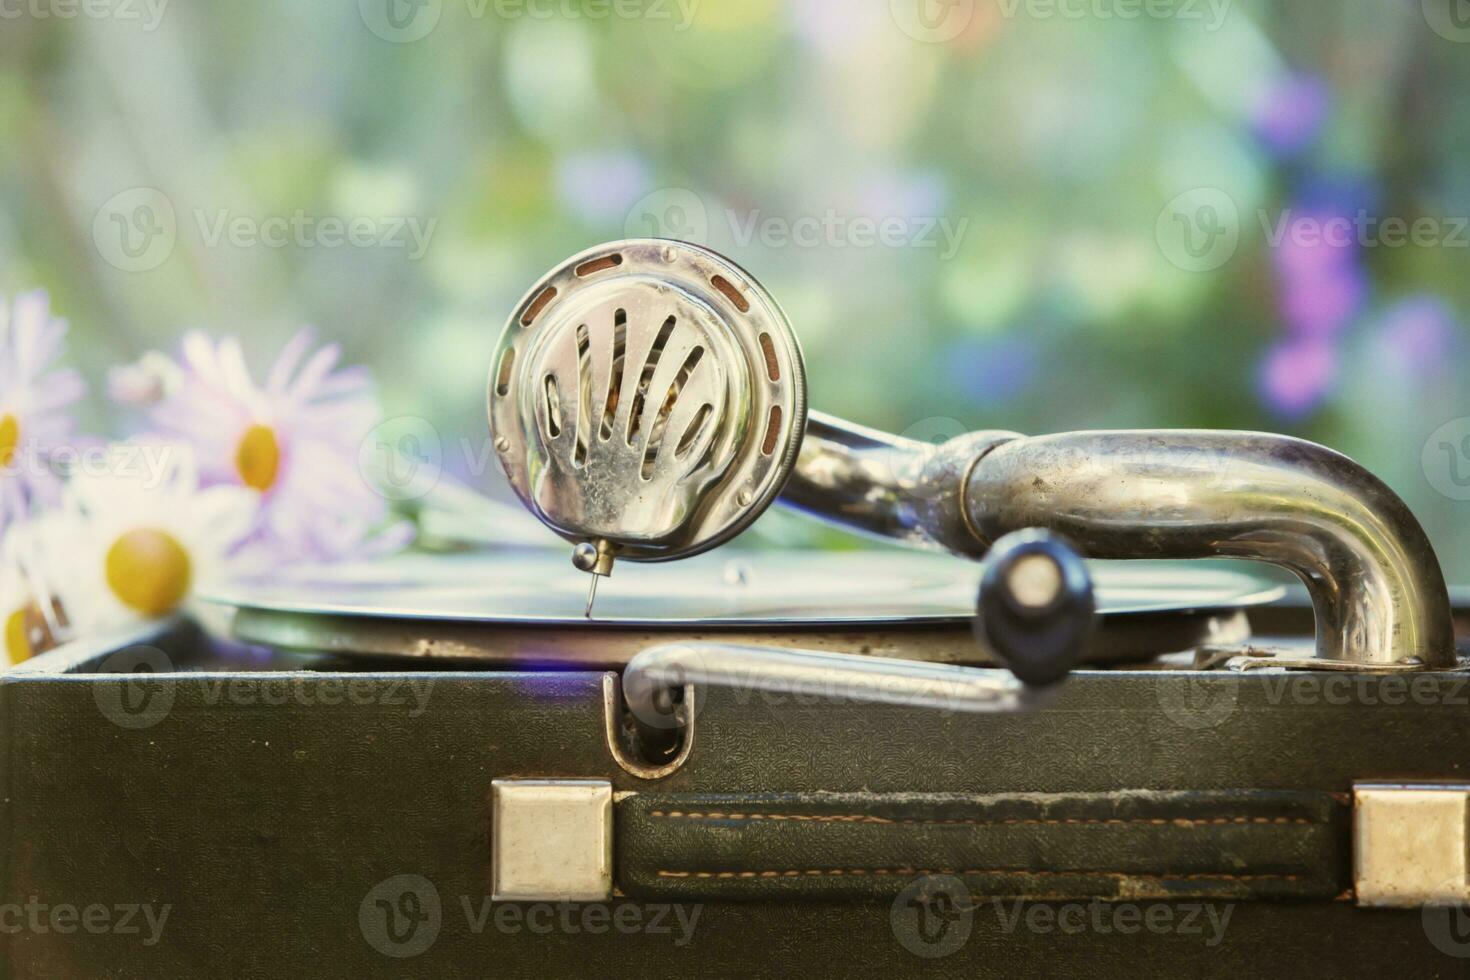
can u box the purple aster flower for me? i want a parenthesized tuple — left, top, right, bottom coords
(1257, 337, 1338, 419)
(143, 328, 407, 561)
(1372, 295, 1459, 379)
(555, 151, 652, 226)
(1270, 209, 1368, 339)
(943, 336, 1038, 407)
(1252, 73, 1330, 159)
(0, 292, 87, 536)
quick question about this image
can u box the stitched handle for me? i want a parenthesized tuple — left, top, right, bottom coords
(616, 790, 1349, 902)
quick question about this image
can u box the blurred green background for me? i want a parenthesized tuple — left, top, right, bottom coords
(3, 0, 1470, 576)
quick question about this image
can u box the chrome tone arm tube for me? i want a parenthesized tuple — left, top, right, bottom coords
(624, 642, 1042, 727)
(782, 418, 1454, 669)
(780, 411, 1017, 559)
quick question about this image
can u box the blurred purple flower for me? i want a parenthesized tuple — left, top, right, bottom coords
(1372, 295, 1459, 378)
(1257, 337, 1338, 418)
(555, 151, 651, 226)
(857, 170, 948, 223)
(1277, 266, 1367, 339)
(0, 292, 86, 536)
(790, 0, 886, 58)
(942, 337, 1037, 407)
(1270, 209, 1368, 339)
(1252, 73, 1330, 159)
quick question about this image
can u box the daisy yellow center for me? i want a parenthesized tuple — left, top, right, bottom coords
(105, 528, 193, 617)
(0, 413, 19, 468)
(5, 598, 66, 666)
(5, 608, 32, 664)
(235, 423, 281, 492)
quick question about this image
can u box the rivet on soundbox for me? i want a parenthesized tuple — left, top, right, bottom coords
(738, 489, 753, 507)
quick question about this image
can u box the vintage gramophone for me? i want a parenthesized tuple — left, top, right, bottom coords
(4, 239, 1468, 976)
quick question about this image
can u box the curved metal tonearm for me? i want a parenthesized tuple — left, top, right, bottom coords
(782, 413, 1455, 669)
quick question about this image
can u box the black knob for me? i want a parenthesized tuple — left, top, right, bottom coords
(975, 529, 1094, 686)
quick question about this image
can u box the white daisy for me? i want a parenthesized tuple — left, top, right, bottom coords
(142, 328, 404, 560)
(0, 291, 87, 535)
(38, 446, 258, 635)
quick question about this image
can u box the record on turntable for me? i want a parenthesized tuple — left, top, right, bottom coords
(203, 548, 1283, 668)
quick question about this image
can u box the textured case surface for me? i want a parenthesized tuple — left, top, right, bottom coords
(2, 621, 1468, 977)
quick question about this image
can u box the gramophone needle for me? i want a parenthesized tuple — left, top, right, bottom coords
(584, 574, 599, 619)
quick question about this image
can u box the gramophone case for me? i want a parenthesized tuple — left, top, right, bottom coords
(3, 616, 1467, 978)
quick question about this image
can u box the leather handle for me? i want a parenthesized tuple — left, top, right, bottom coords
(616, 789, 1349, 902)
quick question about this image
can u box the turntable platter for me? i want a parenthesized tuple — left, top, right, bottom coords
(203, 548, 1282, 627)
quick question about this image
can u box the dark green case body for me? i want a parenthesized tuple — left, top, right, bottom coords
(2, 619, 1467, 978)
